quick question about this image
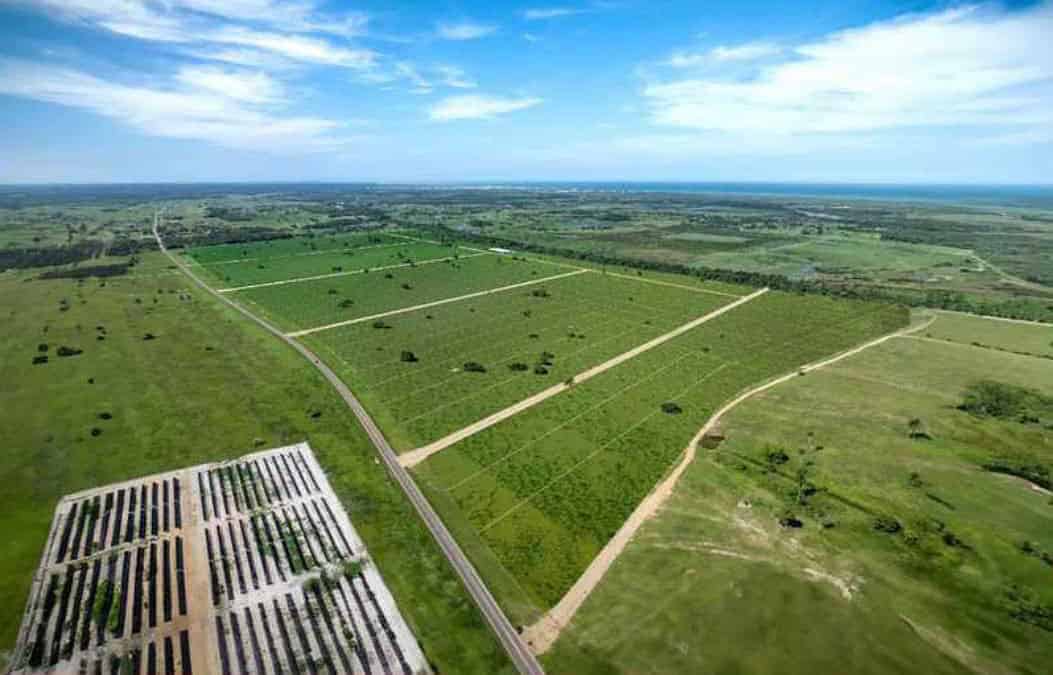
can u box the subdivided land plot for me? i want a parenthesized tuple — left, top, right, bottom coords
(10, 443, 428, 675)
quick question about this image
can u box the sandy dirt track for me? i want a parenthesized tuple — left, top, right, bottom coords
(522, 315, 935, 654)
(399, 288, 769, 468)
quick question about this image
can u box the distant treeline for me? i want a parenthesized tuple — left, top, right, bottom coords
(38, 262, 133, 279)
(0, 238, 148, 271)
(157, 226, 293, 250)
(425, 226, 1053, 323)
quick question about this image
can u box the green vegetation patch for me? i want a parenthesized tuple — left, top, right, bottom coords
(0, 252, 511, 673)
(237, 254, 563, 332)
(546, 313, 1053, 674)
(305, 271, 733, 449)
(414, 292, 907, 621)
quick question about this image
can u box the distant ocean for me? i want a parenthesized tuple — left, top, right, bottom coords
(450, 182, 1053, 207)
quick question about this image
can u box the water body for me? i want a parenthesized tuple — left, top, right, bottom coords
(454, 182, 1053, 207)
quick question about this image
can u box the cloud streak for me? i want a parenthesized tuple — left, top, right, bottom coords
(429, 94, 542, 120)
(435, 20, 498, 40)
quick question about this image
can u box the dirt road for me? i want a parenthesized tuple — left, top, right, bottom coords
(522, 316, 935, 654)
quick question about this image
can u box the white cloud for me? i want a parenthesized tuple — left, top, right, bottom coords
(668, 41, 781, 68)
(209, 27, 376, 69)
(522, 7, 584, 20)
(645, 4, 1053, 135)
(0, 58, 349, 151)
(429, 94, 542, 120)
(522, 32, 541, 42)
(435, 65, 476, 89)
(436, 20, 498, 40)
(175, 65, 284, 103)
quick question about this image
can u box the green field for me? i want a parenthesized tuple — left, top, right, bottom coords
(195, 240, 467, 288)
(546, 313, 1053, 674)
(185, 230, 399, 264)
(0, 253, 513, 673)
(923, 311, 1053, 358)
(413, 292, 908, 623)
(236, 253, 568, 332)
(305, 271, 739, 449)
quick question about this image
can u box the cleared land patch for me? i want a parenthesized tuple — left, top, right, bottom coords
(235, 255, 561, 333)
(544, 313, 1053, 674)
(921, 310, 1052, 358)
(302, 271, 742, 450)
(413, 292, 908, 621)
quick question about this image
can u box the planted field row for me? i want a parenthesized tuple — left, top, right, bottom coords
(415, 292, 909, 608)
(306, 271, 733, 449)
(78, 630, 192, 675)
(204, 497, 356, 604)
(214, 574, 414, 675)
(239, 254, 563, 332)
(186, 231, 401, 265)
(196, 448, 322, 522)
(24, 538, 188, 670)
(202, 242, 467, 289)
(53, 477, 183, 566)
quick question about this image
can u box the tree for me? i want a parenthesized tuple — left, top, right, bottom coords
(400, 350, 418, 363)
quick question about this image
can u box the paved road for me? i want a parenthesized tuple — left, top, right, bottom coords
(154, 214, 545, 675)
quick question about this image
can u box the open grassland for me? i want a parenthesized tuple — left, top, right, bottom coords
(198, 240, 467, 289)
(304, 271, 740, 450)
(924, 311, 1052, 358)
(413, 292, 908, 623)
(0, 253, 513, 673)
(184, 230, 399, 264)
(546, 313, 1053, 674)
(236, 254, 562, 332)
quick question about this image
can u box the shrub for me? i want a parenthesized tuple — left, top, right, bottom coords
(56, 346, 83, 357)
(766, 448, 790, 465)
(463, 361, 486, 373)
(508, 362, 529, 372)
(534, 365, 549, 375)
(338, 299, 354, 308)
(661, 402, 683, 414)
(142, 333, 157, 341)
(32, 355, 48, 365)
(873, 517, 902, 534)
(400, 350, 419, 363)
(37, 343, 48, 353)
(372, 320, 391, 329)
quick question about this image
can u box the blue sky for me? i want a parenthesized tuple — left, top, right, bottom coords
(0, 0, 1050, 183)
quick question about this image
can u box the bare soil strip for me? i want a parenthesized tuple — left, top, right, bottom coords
(602, 270, 742, 298)
(521, 316, 935, 654)
(216, 251, 489, 293)
(287, 269, 592, 338)
(399, 288, 769, 468)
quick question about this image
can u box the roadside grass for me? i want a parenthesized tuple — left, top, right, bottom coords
(235, 254, 564, 332)
(0, 252, 513, 674)
(413, 292, 907, 621)
(545, 313, 1053, 674)
(304, 270, 733, 450)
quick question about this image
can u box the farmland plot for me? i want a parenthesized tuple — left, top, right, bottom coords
(185, 231, 402, 264)
(304, 271, 742, 449)
(201, 242, 466, 289)
(236, 254, 569, 333)
(413, 292, 908, 619)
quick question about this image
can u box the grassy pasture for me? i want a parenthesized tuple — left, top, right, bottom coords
(184, 229, 400, 263)
(235, 254, 562, 332)
(304, 271, 737, 450)
(0, 252, 513, 673)
(546, 313, 1053, 674)
(196, 241, 465, 288)
(414, 292, 908, 622)
(924, 311, 1052, 358)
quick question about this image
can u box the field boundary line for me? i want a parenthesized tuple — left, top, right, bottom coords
(602, 270, 742, 298)
(216, 251, 488, 292)
(400, 287, 768, 468)
(521, 314, 935, 655)
(288, 269, 592, 337)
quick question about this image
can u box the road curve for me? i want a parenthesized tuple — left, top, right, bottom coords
(153, 214, 545, 675)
